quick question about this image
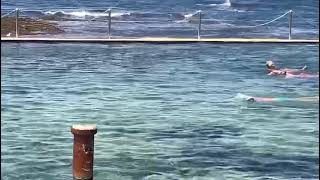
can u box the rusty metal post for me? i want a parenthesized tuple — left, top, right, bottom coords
(15, 8, 19, 38)
(71, 124, 97, 180)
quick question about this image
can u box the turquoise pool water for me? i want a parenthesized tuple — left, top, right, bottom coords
(1, 43, 319, 179)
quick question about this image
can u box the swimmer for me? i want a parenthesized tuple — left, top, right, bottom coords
(266, 60, 307, 76)
(246, 96, 278, 103)
(244, 94, 319, 103)
(285, 72, 319, 79)
(236, 93, 318, 103)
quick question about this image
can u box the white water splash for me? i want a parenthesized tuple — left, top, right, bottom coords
(235, 93, 251, 101)
(174, 12, 199, 23)
(208, 0, 231, 7)
(45, 10, 130, 18)
(222, 0, 231, 7)
(184, 12, 199, 19)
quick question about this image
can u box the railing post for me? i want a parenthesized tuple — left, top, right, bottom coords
(288, 10, 293, 40)
(15, 8, 19, 38)
(107, 9, 111, 39)
(71, 124, 97, 180)
(197, 10, 202, 39)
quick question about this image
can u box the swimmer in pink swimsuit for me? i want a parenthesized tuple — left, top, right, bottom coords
(266, 60, 318, 78)
(285, 72, 319, 79)
(266, 60, 307, 76)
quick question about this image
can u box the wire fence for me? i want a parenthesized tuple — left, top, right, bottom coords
(0, 8, 302, 39)
(208, 10, 291, 29)
(1, 9, 16, 18)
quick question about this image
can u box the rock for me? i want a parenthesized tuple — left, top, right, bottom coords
(1, 16, 64, 36)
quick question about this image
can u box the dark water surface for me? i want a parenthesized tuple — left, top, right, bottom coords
(1, 43, 319, 179)
(1, 0, 319, 38)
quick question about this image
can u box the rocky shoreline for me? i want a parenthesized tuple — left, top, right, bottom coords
(1, 17, 64, 37)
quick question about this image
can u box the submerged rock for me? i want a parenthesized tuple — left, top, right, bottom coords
(1, 17, 64, 37)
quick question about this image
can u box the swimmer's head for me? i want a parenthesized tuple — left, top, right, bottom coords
(247, 97, 255, 102)
(266, 60, 276, 69)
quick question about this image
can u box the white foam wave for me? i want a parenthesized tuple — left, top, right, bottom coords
(174, 12, 199, 23)
(45, 11, 59, 15)
(45, 10, 130, 18)
(184, 13, 196, 19)
(208, 4, 219, 6)
(197, 0, 248, 13)
(223, 0, 231, 7)
(208, 0, 231, 7)
(67, 11, 106, 17)
(111, 12, 131, 17)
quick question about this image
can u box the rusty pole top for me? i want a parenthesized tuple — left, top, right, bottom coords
(71, 124, 97, 180)
(71, 124, 97, 135)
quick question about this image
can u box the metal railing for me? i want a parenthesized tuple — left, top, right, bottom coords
(100, 9, 293, 39)
(15, 8, 19, 38)
(1, 8, 295, 39)
(197, 10, 202, 39)
(107, 9, 111, 39)
(288, 10, 293, 40)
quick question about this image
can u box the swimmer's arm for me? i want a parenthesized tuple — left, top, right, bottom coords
(301, 65, 307, 70)
(283, 65, 307, 72)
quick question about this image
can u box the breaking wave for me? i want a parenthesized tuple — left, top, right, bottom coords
(44, 10, 131, 19)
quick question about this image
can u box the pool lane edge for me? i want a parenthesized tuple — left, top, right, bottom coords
(1, 37, 319, 44)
